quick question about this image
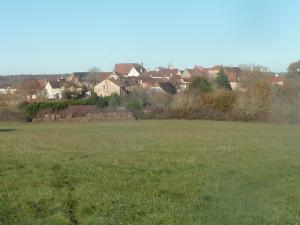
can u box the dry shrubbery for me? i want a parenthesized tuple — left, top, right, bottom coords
(0, 95, 26, 121)
(271, 78, 300, 123)
(234, 80, 272, 121)
(0, 107, 25, 121)
(169, 91, 236, 120)
(170, 93, 196, 118)
(159, 75, 300, 123)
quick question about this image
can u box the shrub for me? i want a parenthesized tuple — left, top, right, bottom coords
(234, 80, 272, 121)
(271, 77, 300, 123)
(108, 94, 121, 108)
(200, 91, 236, 112)
(189, 77, 212, 93)
(0, 107, 25, 121)
(170, 93, 197, 118)
(127, 96, 142, 110)
(147, 92, 173, 113)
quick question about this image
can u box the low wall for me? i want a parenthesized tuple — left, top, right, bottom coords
(33, 111, 135, 123)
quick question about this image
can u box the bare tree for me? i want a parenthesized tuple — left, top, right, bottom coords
(87, 67, 101, 91)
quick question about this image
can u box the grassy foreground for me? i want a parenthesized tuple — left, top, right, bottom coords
(1, 120, 300, 225)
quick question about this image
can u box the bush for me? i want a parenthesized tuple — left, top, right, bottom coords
(189, 77, 212, 93)
(234, 80, 272, 121)
(108, 94, 121, 108)
(170, 93, 197, 118)
(147, 92, 173, 113)
(21, 95, 110, 121)
(23, 102, 69, 121)
(0, 107, 25, 121)
(127, 96, 142, 110)
(200, 91, 236, 112)
(271, 77, 300, 123)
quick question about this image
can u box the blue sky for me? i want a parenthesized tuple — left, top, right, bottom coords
(0, 0, 299, 74)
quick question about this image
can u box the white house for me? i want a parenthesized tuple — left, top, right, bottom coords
(114, 63, 146, 77)
(45, 81, 63, 99)
(0, 87, 17, 95)
(45, 80, 83, 99)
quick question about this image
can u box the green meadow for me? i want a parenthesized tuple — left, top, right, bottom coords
(1, 120, 300, 225)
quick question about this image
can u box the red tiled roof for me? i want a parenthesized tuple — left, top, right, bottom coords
(37, 79, 46, 89)
(108, 78, 124, 87)
(186, 67, 208, 78)
(114, 63, 145, 75)
(141, 68, 179, 79)
(223, 67, 241, 83)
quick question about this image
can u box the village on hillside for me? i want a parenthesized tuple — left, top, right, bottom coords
(0, 63, 285, 100)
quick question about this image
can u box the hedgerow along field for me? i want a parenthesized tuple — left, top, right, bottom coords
(1, 120, 300, 225)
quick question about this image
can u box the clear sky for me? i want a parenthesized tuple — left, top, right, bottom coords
(0, 0, 299, 74)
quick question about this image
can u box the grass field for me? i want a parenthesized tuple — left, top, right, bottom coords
(1, 120, 300, 225)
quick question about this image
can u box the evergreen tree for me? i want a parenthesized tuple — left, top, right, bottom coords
(216, 68, 232, 90)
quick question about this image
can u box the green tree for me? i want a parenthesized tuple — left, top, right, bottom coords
(216, 68, 232, 90)
(189, 77, 212, 93)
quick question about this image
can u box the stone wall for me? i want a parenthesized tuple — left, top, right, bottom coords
(33, 111, 135, 123)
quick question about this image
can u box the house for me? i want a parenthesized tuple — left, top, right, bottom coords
(114, 63, 146, 77)
(93, 73, 141, 97)
(272, 74, 285, 86)
(146, 81, 177, 95)
(141, 64, 181, 79)
(139, 76, 177, 95)
(139, 76, 168, 88)
(0, 87, 17, 95)
(206, 66, 241, 90)
(158, 82, 177, 95)
(45, 79, 83, 99)
(222, 67, 241, 90)
(94, 75, 126, 97)
(226, 73, 240, 90)
(143, 68, 180, 79)
(182, 66, 208, 79)
(207, 66, 221, 78)
(67, 73, 86, 86)
(169, 75, 191, 92)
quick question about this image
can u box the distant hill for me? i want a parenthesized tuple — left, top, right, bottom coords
(0, 74, 70, 88)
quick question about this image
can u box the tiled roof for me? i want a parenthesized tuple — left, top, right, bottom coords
(114, 63, 146, 75)
(37, 79, 47, 89)
(48, 80, 81, 89)
(142, 68, 179, 78)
